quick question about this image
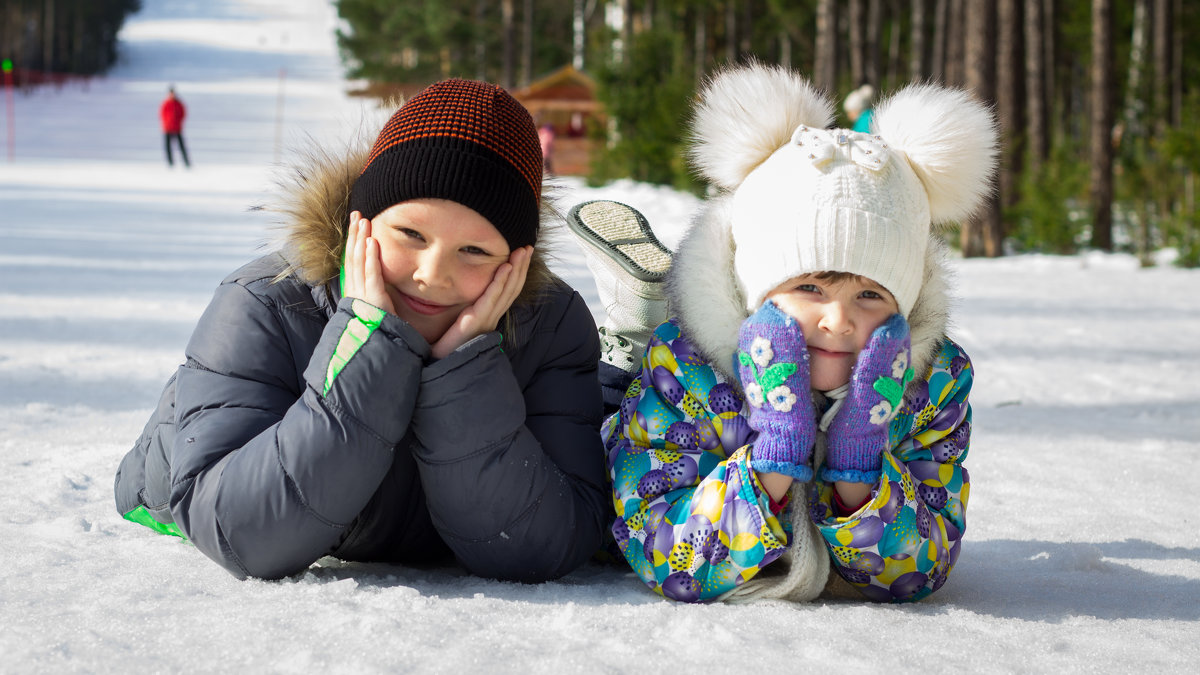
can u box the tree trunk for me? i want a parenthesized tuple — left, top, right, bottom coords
(1170, 0, 1181, 126)
(1025, 0, 1048, 169)
(694, 6, 707, 85)
(944, 0, 965, 87)
(521, 0, 533, 87)
(963, 0, 999, 257)
(475, 0, 488, 80)
(572, 0, 585, 70)
(1044, 0, 1057, 128)
(27, 1, 42, 71)
(931, 0, 947, 82)
(1123, 0, 1148, 138)
(44, 0, 55, 73)
(815, 0, 838, 94)
(910, 0, 929, 81)
(848, 0, 865, 86)
(1152, 0, 1170, 129)
(965, 1, 996, 109)
(620, 0, 632, 65)
(866, 0, 882, 88)
(501, 0, 515, 88)
(886, 1, 902, 90)
(741, 0, 754, 57)
(1089, 0, 1115, 251)
(997, 0, 1025, 213)
(1151, 0, 1174, 250)
(725, 0, 737, 64)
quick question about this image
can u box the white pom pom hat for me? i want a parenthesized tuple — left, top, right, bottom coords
(688, 63, 999, 317)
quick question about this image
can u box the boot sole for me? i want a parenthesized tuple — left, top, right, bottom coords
(567, 200, 673, 283)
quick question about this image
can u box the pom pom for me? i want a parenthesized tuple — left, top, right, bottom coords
(871, 84, 999, 225)
(687, 62, 834, 191)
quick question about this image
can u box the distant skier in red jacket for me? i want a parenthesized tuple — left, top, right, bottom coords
(160, 86, 190, 167)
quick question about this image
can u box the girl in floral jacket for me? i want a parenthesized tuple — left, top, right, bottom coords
(569, 64, 997, 603)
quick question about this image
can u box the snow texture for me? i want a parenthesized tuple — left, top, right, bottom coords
(1, 1, 1198, 672)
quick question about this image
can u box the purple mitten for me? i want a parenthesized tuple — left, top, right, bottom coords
(736, 301, 816, 481)
(823, 313, 915, 484)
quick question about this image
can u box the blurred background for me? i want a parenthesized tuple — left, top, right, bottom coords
(2, 0, 1197, 264)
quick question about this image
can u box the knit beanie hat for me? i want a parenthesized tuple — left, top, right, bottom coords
(687, 63, 998, 317)
(348, 78, 543, 249)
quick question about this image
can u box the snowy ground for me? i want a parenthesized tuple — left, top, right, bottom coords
(1, 1, 1198, 672)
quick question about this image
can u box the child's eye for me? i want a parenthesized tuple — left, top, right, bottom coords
(398, 228, 425, 242)
(461, 245, 491, 256)
(795, 283, 820, 293)
(861, 289, 882, 300)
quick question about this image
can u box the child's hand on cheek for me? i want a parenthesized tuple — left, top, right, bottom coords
(342, 212, 397, 315)
(823, 313, 915, 485)
(737, 300, 817, 486)
(430, 245, 532, 360)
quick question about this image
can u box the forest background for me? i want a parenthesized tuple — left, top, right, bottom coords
(3, 0, 1197, 265)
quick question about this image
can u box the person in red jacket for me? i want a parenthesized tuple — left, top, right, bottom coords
(160, 86, 190, 167)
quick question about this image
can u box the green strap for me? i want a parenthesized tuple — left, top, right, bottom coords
(324, 299, 386, 395)
(122, 505, 186, 539)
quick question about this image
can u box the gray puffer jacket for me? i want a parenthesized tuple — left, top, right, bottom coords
(114, 144, 607, 582)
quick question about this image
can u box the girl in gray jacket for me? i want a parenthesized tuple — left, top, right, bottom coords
(114, 79, 608, 582)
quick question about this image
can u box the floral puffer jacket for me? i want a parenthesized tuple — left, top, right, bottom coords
(604, 315, 972, 603)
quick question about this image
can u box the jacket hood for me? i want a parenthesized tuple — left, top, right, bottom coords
(268, 141, 370, 289)
(665, 194, 955, 384)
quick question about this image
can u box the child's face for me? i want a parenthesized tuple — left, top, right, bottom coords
(767, 273, 900, 391)
(370, 199, 511, 345)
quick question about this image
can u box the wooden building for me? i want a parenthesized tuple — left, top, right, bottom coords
(513, 65, 603, 176)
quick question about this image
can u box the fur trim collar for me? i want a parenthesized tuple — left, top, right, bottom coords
(269, 143, 370, 288)
(666, 195, 955, 384)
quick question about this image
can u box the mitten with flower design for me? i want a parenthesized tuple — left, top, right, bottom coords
(736, 300, 816, 481)
(823, 313, 916, 484)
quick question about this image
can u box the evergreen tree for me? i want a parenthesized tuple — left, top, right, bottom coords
(0, 0, 141, 78)
(329, 0, 1196, 263)
(590, 26, 697, 192)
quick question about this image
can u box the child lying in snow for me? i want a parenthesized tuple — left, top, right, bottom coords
(567, 63, 997, 602)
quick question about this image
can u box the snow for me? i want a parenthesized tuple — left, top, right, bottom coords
(2, 1, 1198, 672)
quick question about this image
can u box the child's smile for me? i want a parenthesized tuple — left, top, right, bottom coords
(369, 198, 511, 345)
(397, 291, 453, 316)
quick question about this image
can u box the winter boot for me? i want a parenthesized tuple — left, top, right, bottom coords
(566, 200, 672, 373)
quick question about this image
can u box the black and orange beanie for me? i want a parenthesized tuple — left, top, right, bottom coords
(348, 78, 544, 249)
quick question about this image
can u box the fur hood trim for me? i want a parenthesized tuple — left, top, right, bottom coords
(666, 196, 955, 384)
(270, 141, 371, 288)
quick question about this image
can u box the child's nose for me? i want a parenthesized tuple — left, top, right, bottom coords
(412, 249, 451, 288)
(818, 302, 853, 334)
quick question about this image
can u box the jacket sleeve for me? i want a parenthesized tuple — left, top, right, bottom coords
(811, 339, 973, 602)
(606, 320, 791, 602)
(408, 290, 608, 583)
(169, 287, 430, 579)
